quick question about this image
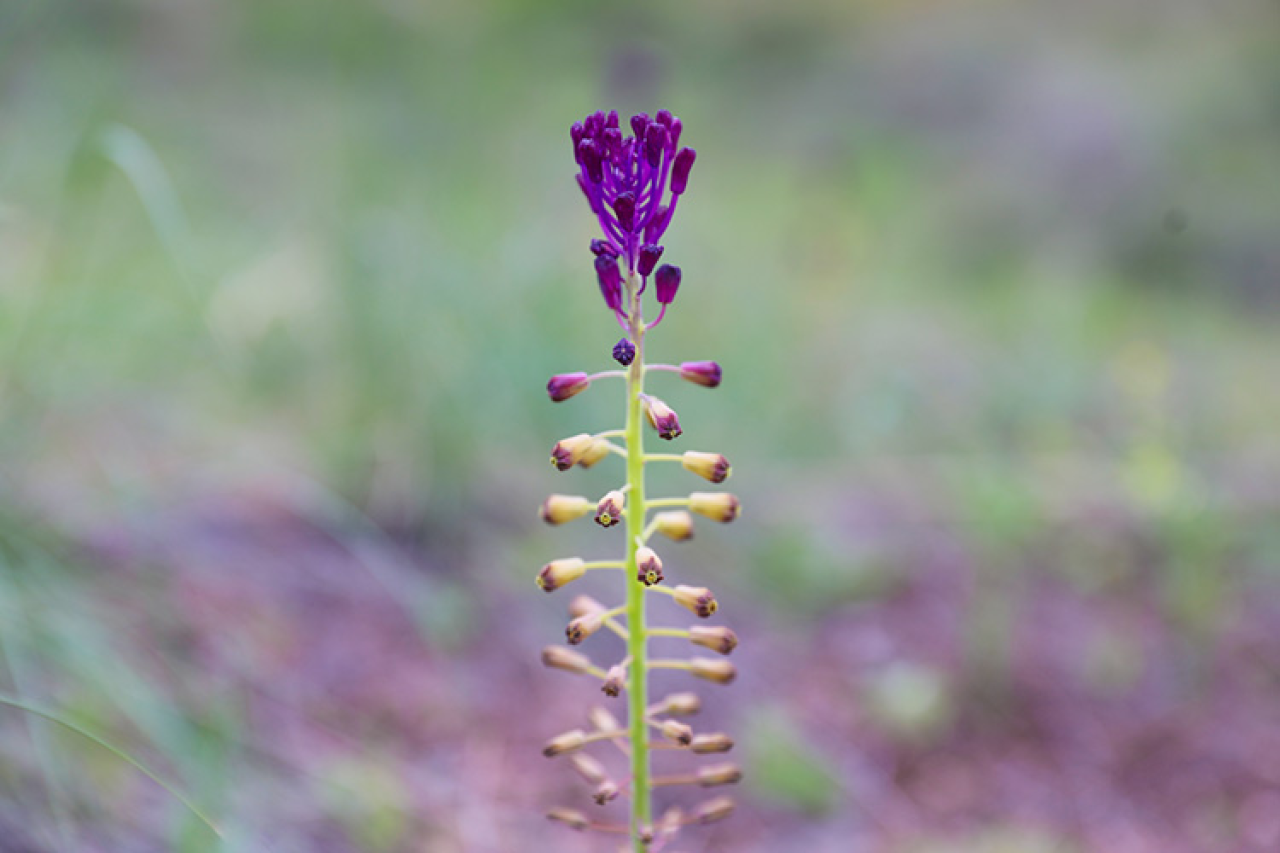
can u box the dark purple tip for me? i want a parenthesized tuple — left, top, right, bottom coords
(654, 264, 681, 304)
(644, 122, 666, 168)
(595, 255, 623, 311)
(547, 372, 591, 402)
(606, 109, 619, 129)
(585, 111, 603, 136)
(630, 113, 650, 139)
(644, 205, 670, 243)
(679, 360, 722, 388)
(571, 122, 585, 154)
(579, 140, 603, 184)
(668, 118, 683, 151)
(655, 109, 674, 128)
(671, 148, 696, 194)
(638, 244, 664, 277)
(613, 338, 636, 366)
(591, 239, 620, 258)
(613, 192, 636, 233)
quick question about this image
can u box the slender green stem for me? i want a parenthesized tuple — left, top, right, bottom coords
(644, 453, 684, 463)
(648, 627, 690, 639)
(646, 497, 691, 509)
(623, 270, 652, 847)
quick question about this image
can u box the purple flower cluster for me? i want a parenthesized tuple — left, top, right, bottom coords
(572, 109, 695, 320)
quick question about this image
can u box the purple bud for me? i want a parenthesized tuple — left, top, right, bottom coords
(613, 192, 636, 233)
(644, 123, 666, 168)
(630, 113, 650, 139)
(638, 244, 664, 277)
(671, 148, 696, 194)
(579, 141, 603, 184)
(655, 109, 674, 128)
(613, 338, 636, 366)
(605, 109, 619, 129)
(584, 111, 603, 136)
(595, 255, 623, 311)
(571, 122, 585, 156)
(602, 127, 622, 159)
(590, 239, 619, 258)
(679, 361, 722, 388)
(668, 118, 683, 151)
(547, 372, 591, 402)
(654, 264, 681, 304)
(644, 204, 669, 243)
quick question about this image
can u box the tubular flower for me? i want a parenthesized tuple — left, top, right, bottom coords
(673, 585, 718, 618)
(654, 510, 695, 541)
(538, 558, 587, 592)
(577, 438, 612, 469)
(689, 625, 738, 655)
(689, 492, 741, 523)
(643, 396, 682, 440)
(654, 264, 682, 305)
(595, 489, 626, 528)
(547, 372, 591, 402)
(681, 451, 731, 483)
(551, 434, 596, 471)
(679, 360, 722, 388)
(690, 658, 737, 685)
(636, 546, 664, 586)
(540, 495, 594, 525)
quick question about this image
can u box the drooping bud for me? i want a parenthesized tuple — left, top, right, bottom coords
(547, 372, 591, 402)
(638, 244, 664, 277)
(551, 433, 595, 471)
(636, 546, 664, 586)
(566, 611, 605, 645)
(689, 492, 740, 523)
(577, 438, 612, 469)
(593, 780, 621, 805)
(679, 360, 722, 388)
(697, 763, 743, 787)
(690, 625, 738, 655)
(654, 510, 695, 542)
(612, 192, 636, 233)
(538, 558, 587, 592)
(681, 451, 731, 483)
(542, 646, 593, 674)
(673, 584, 718, 618)
(540, 495, 594, 525)
(644, 396, 682, 440)
(601, 664, 626, 697)
(691, 658, 737, 685)
(652, 692, 702, 716)
(671, 147, 697, 194)
(568, 595, 605, 619)
(654, 264, 681, 304)
(594, 489, 626, 528)
(691, 796, 735, 825)
(612, 338, 636, 366)
(590, 238, 619, 258)
(691, 733, 735, 754)
(569, 753, 609, 785)
(547, 807, 590, 831)
(659, 719, 693, 746)
(595, 255, 623, 311)
(543, 729, 587, 757)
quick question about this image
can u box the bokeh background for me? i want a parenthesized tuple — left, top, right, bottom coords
(3, 1, 1280, 851)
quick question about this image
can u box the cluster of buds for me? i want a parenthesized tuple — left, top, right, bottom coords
(535, 109, 742, 850)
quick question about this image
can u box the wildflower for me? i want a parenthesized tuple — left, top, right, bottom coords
(547, 372, 591, 402)
(595, 490, 626, 528)
(638, 244, 664, 277)
(593, 781, 621, 804)
(679, 360, 722, 388)
(544, 730, 587, 757)
(577, 438, 612, 468)
(566, 611, 605, 645)
(673, 585, 718, 618)
(644, 396, 682, 440)
(697, 763, 743, 787)
(538, 558, 587, 592)
(659, 719, 693, 746)
(689, 492, 740, 523)
(541, 646, 593, 674)
(691, 796, 735, 825)
(681, 451, 731, 483)
(654, 264, 682, 305)
(652, 692, 701, 716)
(671, 148, 697, 195)
(551, 434, 595, 471)
(540, 495, 594, 525)
(653, 510, 694, 541)
(595, 255, 623, 311)
(690, 658, 737, 685)
(612, 338, 636, 366)
(690, 625, 738, 655)
(636, 546, 664, 586)
(691, 733, 734, 754)
(589, 238, 618, 258)
(601, 664, 626, 697)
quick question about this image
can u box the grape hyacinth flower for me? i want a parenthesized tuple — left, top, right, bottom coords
(538, 109, 741, 851)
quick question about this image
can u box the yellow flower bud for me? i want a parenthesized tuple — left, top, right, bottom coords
(594, 489, 626, 528)
(550, 433, 595, 471)
(578, 438, 612, 468)
(691, 796, 735, 825)
(690, 657, 737, 685)
(689, 491, 740, 523)
(673, 584, 718, 618)
(566, 612, 605, 645)
(541, 646, 593, 674)
(537, 558, 586, 592)
(543, 729, 587, 757)
(539, 494, 594, 524)
(659, 719, 693, 746)
(635, 546, 664, 586)
(546, 807, 590, 830)
(697, 762, 743, 786)
(681, 451, 731, 483)
(689, 625, 738, 655)
(653, 510, 694, 542)
(691, 732, 735, 754)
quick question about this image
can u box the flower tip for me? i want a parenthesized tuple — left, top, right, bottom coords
(682, 451, 731, 483)
(638, 243, 665, 277)
(671, 147, 697, 194)
(636, 546, 664, 586)
(654, 264, 682, 305)
(594, 255, 623, 311)
(540, 494, 594, 525)
(612, 338, 636, 366)
(679, 360, 722, 388)
(546, 372, 591, 402)
(537, 558, 587, 592)
(689, 492, 740, 523)
(673, 585, 718, 618)
(644, 396, 683, 441)
(594, 490, 626, 528)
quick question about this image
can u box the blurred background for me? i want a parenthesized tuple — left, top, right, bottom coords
(3, 0, 1280, 851)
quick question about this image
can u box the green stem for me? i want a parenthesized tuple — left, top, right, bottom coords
(623, 270, 652, 847)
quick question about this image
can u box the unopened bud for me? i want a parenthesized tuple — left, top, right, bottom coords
(644, 396, 682, 441)
(681, 451, 731, 483)
(543, 729, 587, 757)
(537, 558, 587, 592)
(638, 243, 664, 277)
(653, 692, 701, 716)
(654, 264, 682, 305)
(679, 360, 722, 388)
(659, 806, 685, 832)
(593, 780, 621, 805)
(578, 439, 611, 468)
(551, 434, 595, 471)
(671, 147, 697, 195)
(690, 658, 737, 685)
(595, 490, 626, 528)
(612, 191, 636, 233)
(547, 372, 591, 402)
(691, 733, 735, 754)
(691, 796, 735, 825)
(654, 510, 694, 542)
(697, 763, 743, 786)
(690, 626, 738, 655)
(590, 238, 619, 258)
(569, 753, 609, 784)
(568, 595, 605, 619)
(612, 338, 636, 366)
(601, 664, 626, 697)
(689, 492, 740, 523)
(540, 495, 594, 525)
(541, 646, 593, 674)
(636, 546, 664, 586)
(595, 255, 623, 311)
(659, 719, 693, 746)
(588, 706, 620, 734)
(567, 612, 605, 645)
(547, 807, 590, 831)
(673, 585, 718, 618)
